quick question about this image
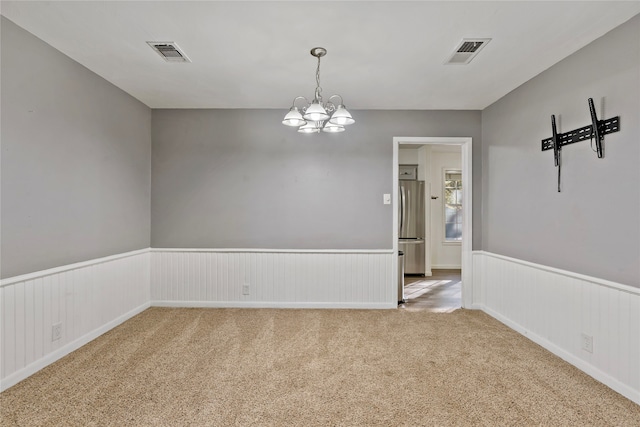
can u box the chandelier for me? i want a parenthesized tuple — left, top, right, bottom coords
(282, 47, 355, 133)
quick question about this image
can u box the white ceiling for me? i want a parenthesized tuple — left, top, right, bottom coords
(2, 1, 639, 110)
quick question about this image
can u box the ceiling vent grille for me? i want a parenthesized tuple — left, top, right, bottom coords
(147, 42, 191, 63)
(445, 38, 491, 65)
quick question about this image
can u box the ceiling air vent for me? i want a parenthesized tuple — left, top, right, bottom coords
(147, 42, 191, 63)
(445, 38, 491, 65)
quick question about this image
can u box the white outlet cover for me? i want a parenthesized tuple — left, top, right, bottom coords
(581, 333, 593, 353)
(383, 194, 391, 205)
(52, 323, 62, 341)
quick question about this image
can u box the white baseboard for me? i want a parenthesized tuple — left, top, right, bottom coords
(431, 264, 461, 270)
(472, 250, 640, 405)
(1, 302, 149, 392)
(479, 304, 639, 405)
(152, 300, 396, 309)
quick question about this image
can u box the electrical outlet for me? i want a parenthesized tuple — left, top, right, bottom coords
(52, 322, 62, 341)
(242, 283, 250, 295)
(581, 333, 593, 353)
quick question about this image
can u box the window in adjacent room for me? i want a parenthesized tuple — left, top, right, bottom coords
(444, 170, 462, 242)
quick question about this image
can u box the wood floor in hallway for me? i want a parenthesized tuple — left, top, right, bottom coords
(400, 269, 461, 312)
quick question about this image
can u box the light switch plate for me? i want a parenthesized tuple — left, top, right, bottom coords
(383, 194, 391, 205)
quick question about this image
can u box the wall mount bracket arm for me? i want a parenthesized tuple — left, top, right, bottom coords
(541, 98, 620, 192)
(551, 114, 561, 192)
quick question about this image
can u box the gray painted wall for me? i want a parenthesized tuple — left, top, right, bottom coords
(152, 109, 481, 250)
(481, 14, 639, 287)
(1, 17, 152, 278)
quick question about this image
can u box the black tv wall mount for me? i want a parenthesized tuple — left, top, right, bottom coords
(541, 98, 620, 192)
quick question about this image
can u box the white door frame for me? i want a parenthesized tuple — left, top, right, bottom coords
(392, 137, 473, 308)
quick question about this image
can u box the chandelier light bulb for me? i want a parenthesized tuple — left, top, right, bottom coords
(282, 107, 306, 127)
(329, 105, 355, 126)
(322, 122, 345, 133)
(303, 102, 330, 122)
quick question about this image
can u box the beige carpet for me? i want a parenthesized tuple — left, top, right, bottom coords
(1, 308, 638, 426)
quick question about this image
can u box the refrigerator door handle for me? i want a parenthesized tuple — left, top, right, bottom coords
(400, 185, 405, 234)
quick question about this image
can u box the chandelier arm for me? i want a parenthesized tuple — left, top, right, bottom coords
(292, 96, 309, 109)
(327, 94, 344, 106)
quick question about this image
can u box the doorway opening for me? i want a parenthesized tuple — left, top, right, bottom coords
(392, 137, 473, 309)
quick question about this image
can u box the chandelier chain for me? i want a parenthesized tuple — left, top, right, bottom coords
(315, 55, 323, 102)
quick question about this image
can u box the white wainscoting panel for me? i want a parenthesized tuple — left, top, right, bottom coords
(151, 249, 396, 309)
(472, 251, 640, 405)
(0, 250, 151, 391)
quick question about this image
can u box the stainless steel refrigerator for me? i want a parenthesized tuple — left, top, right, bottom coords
(399, 180, 425, 275)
